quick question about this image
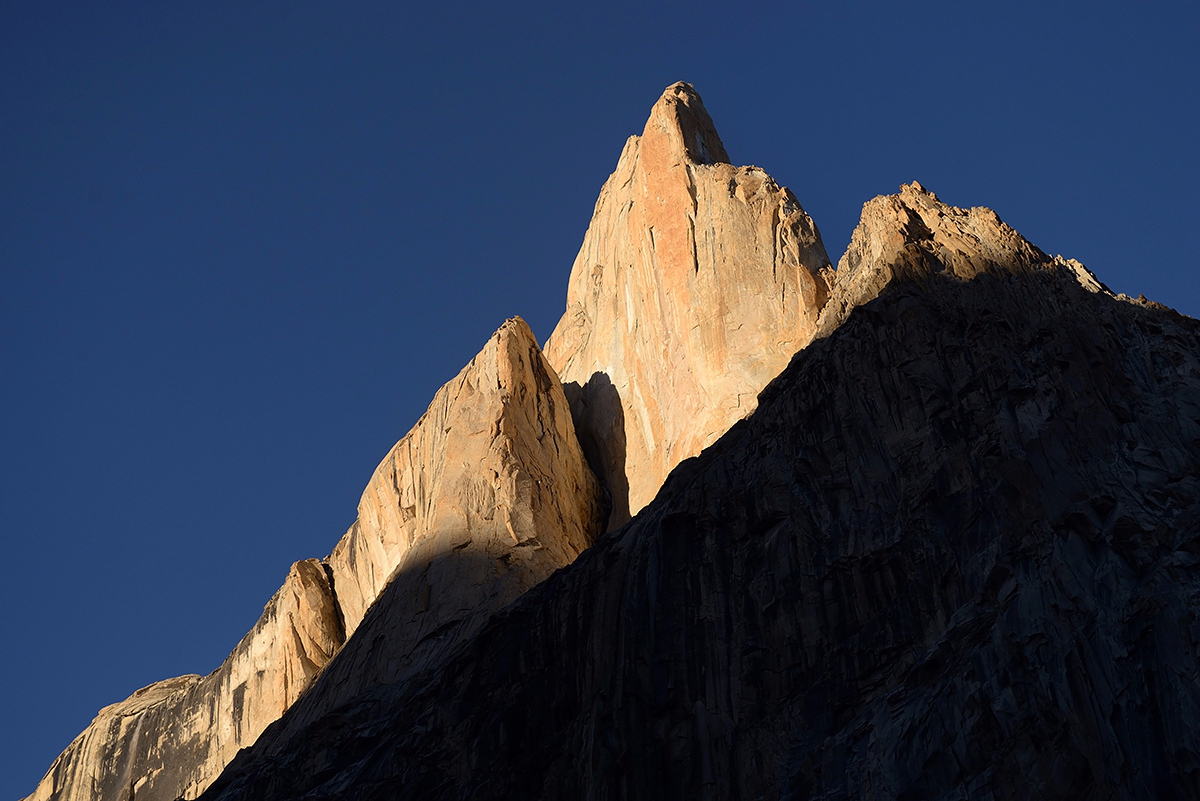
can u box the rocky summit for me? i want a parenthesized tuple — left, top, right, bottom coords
(24, 83, 1200, 801)
(544, 81, 831, 530)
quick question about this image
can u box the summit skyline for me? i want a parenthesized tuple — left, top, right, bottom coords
(4, 3, 1198, 798)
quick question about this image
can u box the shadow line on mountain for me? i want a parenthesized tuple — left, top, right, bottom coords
(562, 371, 629, 532)
(202, 267, 1200, 799)
(201, 531, 594, 796)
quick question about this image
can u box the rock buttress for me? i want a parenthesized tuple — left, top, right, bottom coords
(25, 317, 604, 801)
(544, 81, 832, 529)
(24, 559, 342, 801)
(324, 316, 604, 640)
(208, 315, 607, 770)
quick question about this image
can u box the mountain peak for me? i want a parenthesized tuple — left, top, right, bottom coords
(642, 81, 729, 166)
(32, 83, 1200, 801)
(544, 82, 828, 528)
(816, 182, 1056, 335)
(24, 315, 604, 801)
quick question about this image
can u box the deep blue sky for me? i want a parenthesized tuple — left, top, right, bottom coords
(2, 2, 1197, 796)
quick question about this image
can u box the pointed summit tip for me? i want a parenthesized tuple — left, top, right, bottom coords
(901, 181, 938, 201)
(497, 315, 532, 338)
(644, 81, 730, 166)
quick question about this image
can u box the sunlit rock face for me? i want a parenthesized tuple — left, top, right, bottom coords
(204, 315, 610, 763)
(310, 316, 604, 704)
(24, 559, 342, 801)
(816, 180, 1064, 335)
(544, 81, 831, 529)
(28, 78, 1200, 801)
(198, 187, 1200, 800)
(25, 317, 604, 801)
(325, 316, 604, 641)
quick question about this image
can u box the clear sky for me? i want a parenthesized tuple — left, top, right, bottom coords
(2, 2, 1197, 796)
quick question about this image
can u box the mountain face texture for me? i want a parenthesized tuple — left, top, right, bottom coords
(814, 181, 1062, 336)
(241, 317, 604, 747)
(25, 559, 343, 801)
(199, 186, 1200, 801)
(25, 82, 1200, 801)
(543, 82, 831, 529)
(323, 316, 603, 642)
(24, 318, 603, 801)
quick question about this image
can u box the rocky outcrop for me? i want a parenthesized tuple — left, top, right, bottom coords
(324, 316, 604, 640)
(25, 317, 604, 801)
(25, 559, 342, 801)
(282, 316, 604, 731)
(544, 82, 831, 528)
(198, 188, 1200, 800)
(816, 181, 1064, 335)
(21, 82, 836, 800)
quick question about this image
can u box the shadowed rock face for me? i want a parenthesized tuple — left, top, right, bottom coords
(24, 317, 604, 801)
(198, 187, 1200, 801)
(544, 82, 832, 529)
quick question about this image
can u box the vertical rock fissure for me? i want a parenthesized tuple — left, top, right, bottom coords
(320, 560, 347, 648)
(115, 714, 144, 801)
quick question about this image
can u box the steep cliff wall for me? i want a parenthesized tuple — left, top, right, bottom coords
(25, 559, 342, 801)
(35, 78, 840, 801)
(25, 318, 603, 801)
(279, 317, 604, 735)
(200, 187, 1200, 800)
(544, 82, 831, 528)
(324, 316, 603, 640)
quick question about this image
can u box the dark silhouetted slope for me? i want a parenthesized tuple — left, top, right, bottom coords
(200, 187, 1200, 800)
